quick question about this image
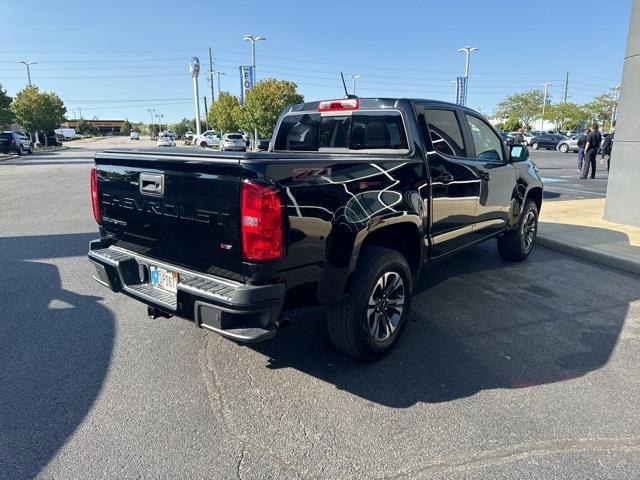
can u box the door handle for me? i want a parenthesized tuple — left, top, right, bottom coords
(434, 174, 454, 184)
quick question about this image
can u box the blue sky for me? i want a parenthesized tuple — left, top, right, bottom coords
(1, 0, 632, 124)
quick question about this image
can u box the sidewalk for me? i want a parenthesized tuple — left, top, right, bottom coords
(538, 198, 640, 276)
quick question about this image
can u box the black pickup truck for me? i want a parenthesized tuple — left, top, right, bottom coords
(88, 98, 543, 360)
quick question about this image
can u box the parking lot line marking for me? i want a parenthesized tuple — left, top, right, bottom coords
(545, 186, 607, 196)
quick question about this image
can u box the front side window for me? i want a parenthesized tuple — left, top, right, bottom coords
(423, 109, 466, 157)
(465, 114, 504, 162)
(274, 111, 408, 152)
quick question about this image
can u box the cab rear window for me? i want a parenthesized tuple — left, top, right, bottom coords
(274, 111, 408, 152)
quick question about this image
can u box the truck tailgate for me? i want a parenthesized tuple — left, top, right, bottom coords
(95, 150, 243, 279)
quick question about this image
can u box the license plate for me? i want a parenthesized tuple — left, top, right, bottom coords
(149, 266, 179, 294)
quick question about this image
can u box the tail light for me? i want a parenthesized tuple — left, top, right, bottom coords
(240, 180, 282, 261)
(90, 167, 102, 224)
(10, 138, 15, 145)
(318, 98, 360, 112)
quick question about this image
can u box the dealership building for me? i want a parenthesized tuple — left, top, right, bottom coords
(62, 119, 126, 135)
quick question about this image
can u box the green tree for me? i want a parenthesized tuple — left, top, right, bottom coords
(495, 90, 544, 129)
(120, 120, 132, 134)
(583, 91, 616, 131)
(0, 84, 12, 128)
(240, 79, 304, 138)
(171, 118, 195, 136)
(545, 102, 585, 132)
(11, 86, 67, 146)
(207, 93, 241, 134)
(76, 119, 98, 136)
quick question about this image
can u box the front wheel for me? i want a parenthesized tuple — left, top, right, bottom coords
(559, 143, 569, 153)
(497, 199, 539, 261)
(16, 146, 23, 156)
(199, 141, 207, 148)
(326, 246, 412, 361)
(531, 142, 539, 150)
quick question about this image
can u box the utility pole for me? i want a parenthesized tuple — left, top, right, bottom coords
(350, 74, 360, 95)
(147, 108, 155, 137)
(457, 46, 479, 106)
(208, 47, 216, 103)
(190, 57, 202, 136)
(540, 83, 552, 131)
(563, 72, 569, 103)
(203, 96, 209, 131)
(18, 60, 36, 86)
(212, 71, 226, 97)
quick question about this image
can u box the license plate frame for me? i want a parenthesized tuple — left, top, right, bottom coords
(149, 265, 179, 294)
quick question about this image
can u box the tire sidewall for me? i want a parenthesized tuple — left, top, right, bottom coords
(532, 143, 539, 150)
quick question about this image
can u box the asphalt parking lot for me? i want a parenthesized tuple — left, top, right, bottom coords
(528, 148, 609, 201)
(1, 138, 639, 479)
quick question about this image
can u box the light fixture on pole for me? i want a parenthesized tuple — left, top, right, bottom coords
(18, 60, 36, 86)
(540, 83, 552, 131)
(159, 114, 165, 132)
(457, 46, 479, 106)
(190, 57, 201, 136)
(209, 71, 226, 99)
(350, 74, 361, 95)
(243, 34, 266, 151)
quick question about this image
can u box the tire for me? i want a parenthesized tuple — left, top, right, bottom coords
(16, 146, 23, 156)
(27, 146, 33, 154)
(531, 142, 539, 150)
(200, 141, 207, 148)
(326, 246, 412, 361)
(559, 143, 569, 153)
(497, 199, 539, 262)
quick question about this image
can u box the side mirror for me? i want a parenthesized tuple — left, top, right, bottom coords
(510, 144, 529, 162)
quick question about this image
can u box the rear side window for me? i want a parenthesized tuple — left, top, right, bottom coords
(274, 111, 408, 152)
(0, 133, 11, 140)
(423, 109, 466, 156)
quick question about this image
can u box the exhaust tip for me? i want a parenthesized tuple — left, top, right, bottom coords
(276, 314, 291, 329)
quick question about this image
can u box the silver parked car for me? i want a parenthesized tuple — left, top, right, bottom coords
(557, 133, 585, 153)
(220, 133, 247, 152)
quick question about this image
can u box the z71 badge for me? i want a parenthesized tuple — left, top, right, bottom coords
(292, 167, 332, 181)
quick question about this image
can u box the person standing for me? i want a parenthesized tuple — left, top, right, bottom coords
(576, 128, 589, 172)
(600, 128, 615, 171)
(512, 128, 526, 145)
(580, 123, 602, 179)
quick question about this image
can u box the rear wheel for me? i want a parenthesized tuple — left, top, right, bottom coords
(497, 199, 538, 261)
(326, 247, 412, 361)
(531, 142, 539, 150)
(559, 143, 569, 153)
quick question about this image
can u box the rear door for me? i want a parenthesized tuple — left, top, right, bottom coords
(95, 152, 244, 278)
(416, 105, 481, 257)
(461, 113, 516, 239)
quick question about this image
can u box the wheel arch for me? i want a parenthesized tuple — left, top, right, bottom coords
(526, 186, 543, 213)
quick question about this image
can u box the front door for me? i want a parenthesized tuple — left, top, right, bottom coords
(462, 113, 516, 240)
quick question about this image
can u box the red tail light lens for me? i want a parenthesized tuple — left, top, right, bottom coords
(90, 167, 102, 224)
(241, 181, 282, 261)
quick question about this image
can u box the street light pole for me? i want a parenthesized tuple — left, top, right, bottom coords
(190, 57, 202, 136)
(18, 60, 36, 86)
(350, 74, 361, 95)
(540, 83, 552, 131)
(610, 84, 620, 132)
(243, 35, 266, 150)
(147, 108, 155, 137)
(457, 46, 479, 106)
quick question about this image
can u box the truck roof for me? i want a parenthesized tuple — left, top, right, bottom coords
(287, 97, 460, 113)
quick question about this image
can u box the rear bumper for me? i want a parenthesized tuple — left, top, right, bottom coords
(88, 239, 285, 342)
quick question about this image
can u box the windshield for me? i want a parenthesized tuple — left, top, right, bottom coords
(274, 111, 408, 152)
(227, 134, 243, 140)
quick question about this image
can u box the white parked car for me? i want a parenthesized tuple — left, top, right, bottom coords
(130, 132, 140, 140)
(184, 131, 194, 140)
(220, 133, 247, 152)
(192, 132, 221, 148)
(157, 135, 176, 147)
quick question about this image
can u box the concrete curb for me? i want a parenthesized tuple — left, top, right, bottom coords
(0, 154, 19, 162)
(537, 235, 640, 277)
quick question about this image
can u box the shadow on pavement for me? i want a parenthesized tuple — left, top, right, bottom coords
(250, 244, 635, 408)
(0, 232, 114, 480)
